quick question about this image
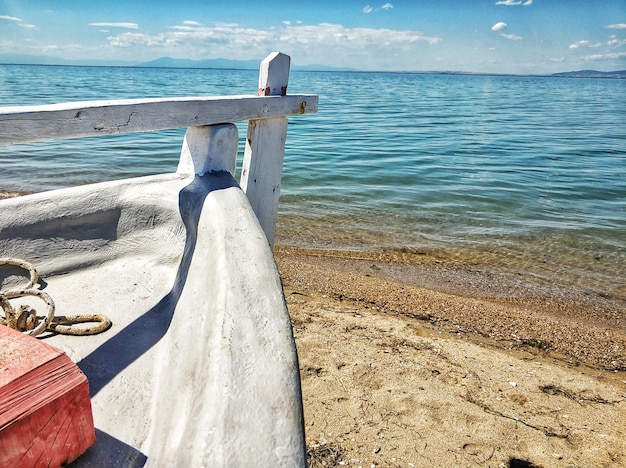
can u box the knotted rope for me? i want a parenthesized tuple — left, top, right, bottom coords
(0, 258, 111, 337)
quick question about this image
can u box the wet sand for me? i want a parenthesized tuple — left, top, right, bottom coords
(274, 245, 626, 467)
(274, 245, 625, 370)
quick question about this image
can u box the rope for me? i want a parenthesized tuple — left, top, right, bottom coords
(0, 258, 111, 337)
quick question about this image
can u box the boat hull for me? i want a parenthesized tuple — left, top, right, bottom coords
(0, 172, 305, 466)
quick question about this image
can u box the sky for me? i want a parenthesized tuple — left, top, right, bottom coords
(1, 1, 625, 74)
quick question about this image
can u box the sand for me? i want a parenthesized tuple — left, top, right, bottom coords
(274, 246, 626, 467)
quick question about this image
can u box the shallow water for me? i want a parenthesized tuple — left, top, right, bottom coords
(1, 64, 624, 300)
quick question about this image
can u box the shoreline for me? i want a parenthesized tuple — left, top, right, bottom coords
(0, 190, 31, 199)
(273, 245, 626, 371)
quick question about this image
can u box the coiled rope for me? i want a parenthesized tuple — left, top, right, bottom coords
(0, 258, 111, 337)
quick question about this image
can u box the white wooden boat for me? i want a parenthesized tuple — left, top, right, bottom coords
(0, 52, 318, 466)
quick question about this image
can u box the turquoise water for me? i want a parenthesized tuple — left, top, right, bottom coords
(1, 64, 625, 298)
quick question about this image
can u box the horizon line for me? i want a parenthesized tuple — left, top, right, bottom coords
(0, 54, 624, 77)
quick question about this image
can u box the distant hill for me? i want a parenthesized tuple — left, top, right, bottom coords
(1, 54, 621, 76)
(551, 70, 626, 79)
(0, 53, 356, 71)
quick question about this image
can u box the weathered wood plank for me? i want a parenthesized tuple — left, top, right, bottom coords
(241, 52, 292, 245)
(257, 52, 291, 96)
(0, 94, 317, 145)
(241, 117, 288, 243)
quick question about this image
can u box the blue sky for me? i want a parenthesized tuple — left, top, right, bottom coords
(1, 1, 625, 73)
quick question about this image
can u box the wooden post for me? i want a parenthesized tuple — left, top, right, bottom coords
(240, 52, 291, 245)
(177, 124, 238, 177)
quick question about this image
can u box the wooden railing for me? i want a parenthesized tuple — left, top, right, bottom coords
(0, 52, 318, 244)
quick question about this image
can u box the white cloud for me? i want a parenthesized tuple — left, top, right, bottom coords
(491, 22, 523, 40)
(89, 22, 139, 29)
(364, 3, 394, 13)
(170, 25, 200, 31)
(495, 0, 533, 5)
(584, 51, 626, 61)
(500, 33, 523, 41)
(607, 36, 626, 47)
(102, 21, 441, 68)
(1, 16, 35, 28)
(605, 23, 626, 29)
(568, 33, 626, 65)
(183, 20, 203, 26)
(570, 39, 612, 49)
(0, 15, 23, 22)
(569, 40, 588, 49)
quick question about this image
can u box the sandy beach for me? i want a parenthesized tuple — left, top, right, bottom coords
(274, 245, 626, 467)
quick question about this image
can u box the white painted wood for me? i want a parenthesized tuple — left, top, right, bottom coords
(0, 94, 317, 145)
(257, 52, 291, 96)
(240, 117, 288, 243)
(241, 52, 292, 245)
(177, 124, 238, 177)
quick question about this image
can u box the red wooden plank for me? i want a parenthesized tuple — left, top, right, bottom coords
(0, 326, 96, 467)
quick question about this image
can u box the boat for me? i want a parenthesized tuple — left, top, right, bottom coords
(0, 52, 318, 466)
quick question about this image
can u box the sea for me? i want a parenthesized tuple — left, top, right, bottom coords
(0, 64, 625, 301)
